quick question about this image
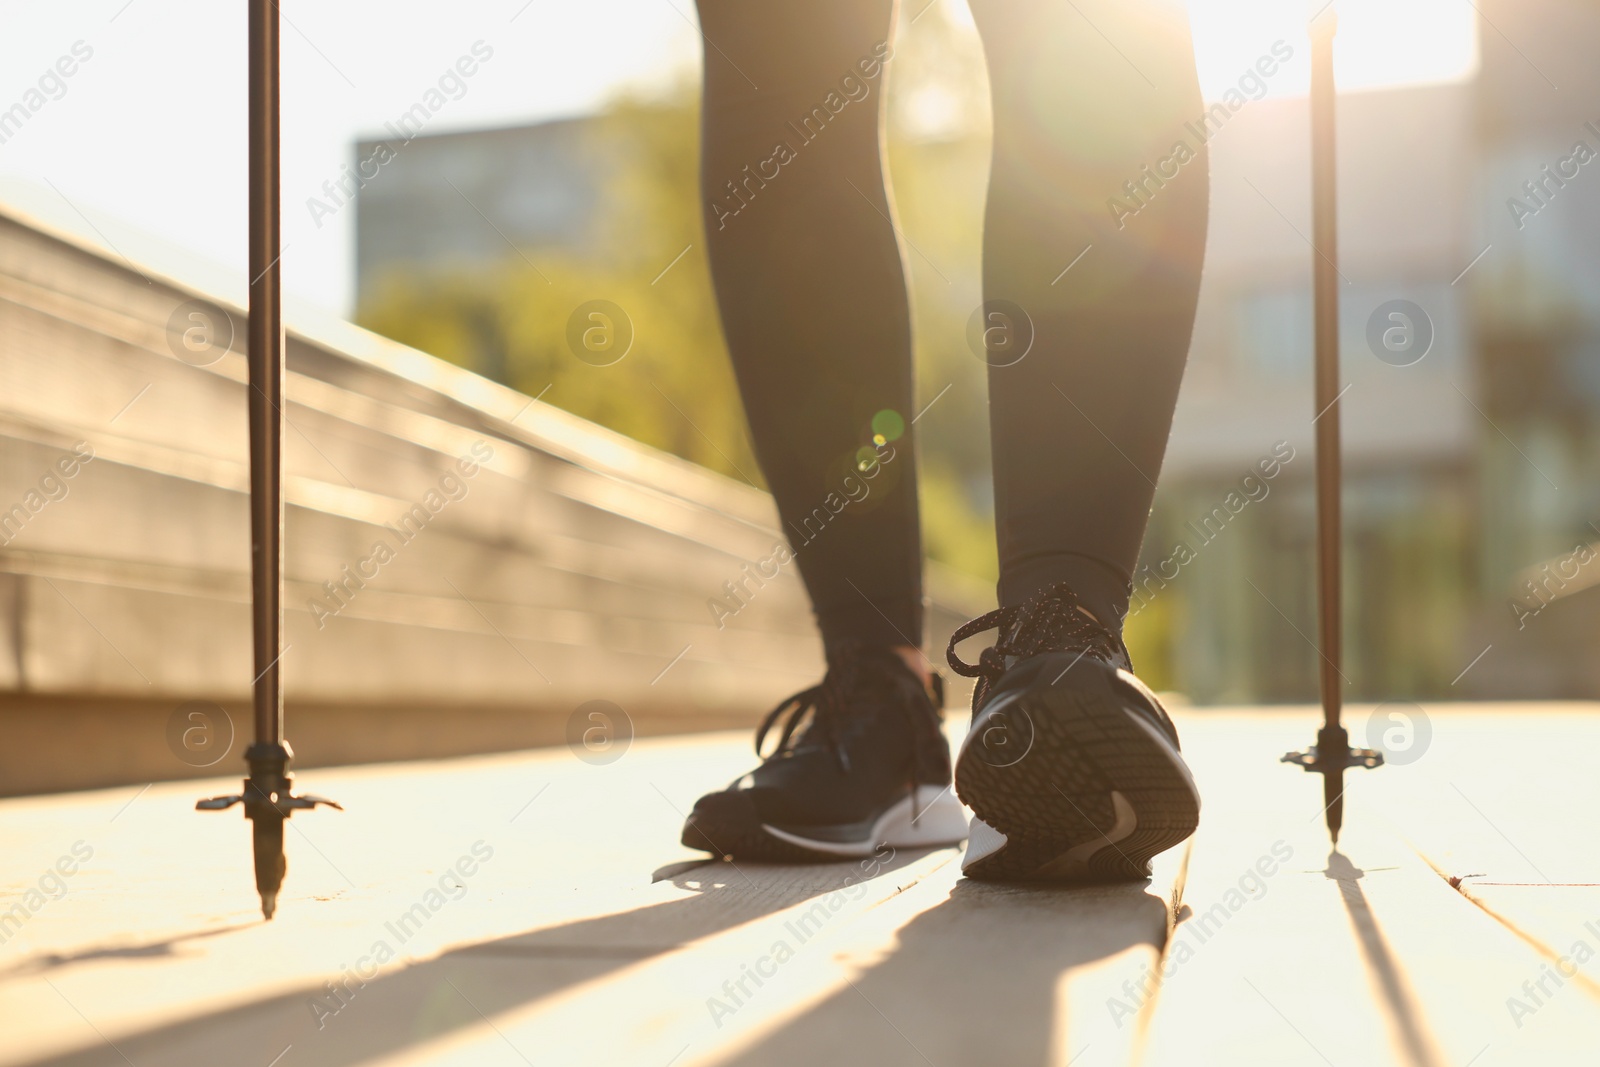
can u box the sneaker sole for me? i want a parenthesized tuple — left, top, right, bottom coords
(954, 653, 1200, 882)
(682, 785, 967, 862)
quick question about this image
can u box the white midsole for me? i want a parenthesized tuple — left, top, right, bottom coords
(963, 792, 1138, 873)
(761, 785, 968, 857)
(1035, 791, 1138, 876)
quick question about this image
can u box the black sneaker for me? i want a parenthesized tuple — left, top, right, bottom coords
(945, 581, 1200, 882)
(681, 642, 968, 861)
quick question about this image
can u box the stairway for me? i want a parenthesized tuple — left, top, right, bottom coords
(0, 203, 989, 795)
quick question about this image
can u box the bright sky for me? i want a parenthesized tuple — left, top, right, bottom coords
(1187, 0, 1479, 99)
(0, 0, 1476, 319)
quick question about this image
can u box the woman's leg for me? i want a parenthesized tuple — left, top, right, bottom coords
(695, 0, 922, 652)
(942, 0, 1208, 884)
(970, 0, 1209, 630)
(681, 1, 970, 863)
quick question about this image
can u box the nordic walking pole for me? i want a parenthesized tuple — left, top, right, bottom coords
(197, 0, 339, 919)
(1282, 0, 1381, 842)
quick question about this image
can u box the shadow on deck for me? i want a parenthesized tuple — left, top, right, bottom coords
(4, 707, 1600, 1066)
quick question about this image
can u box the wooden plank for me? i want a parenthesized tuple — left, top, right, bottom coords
(1, 716, 1192, 1067)
(344, 846, 1187, 1067)
(18, 702, 1596, 1065)
(1357, 705, 1600, 885)
(0, 731, 934, 1065)
(277, 830, 1185, 1066)
(1356, 707, 1600, 1035)
(1138, 710, 1600, 1066)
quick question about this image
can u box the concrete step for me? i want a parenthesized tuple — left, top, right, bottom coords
(0, 202, 991, 795)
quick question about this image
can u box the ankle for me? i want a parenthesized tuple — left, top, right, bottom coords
(892, 645, 935, 693)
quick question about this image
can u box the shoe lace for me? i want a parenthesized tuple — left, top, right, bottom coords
(754, 642, 945, 783)
(945, 581, 1129, 712)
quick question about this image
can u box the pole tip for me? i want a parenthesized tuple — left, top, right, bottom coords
(260, 891, 277, 921)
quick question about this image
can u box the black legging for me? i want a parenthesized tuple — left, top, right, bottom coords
(695, 0, 1208, 650)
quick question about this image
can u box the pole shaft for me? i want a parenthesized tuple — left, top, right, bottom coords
(247, 0, 283, 746)
(1310, 19, 1341, 731)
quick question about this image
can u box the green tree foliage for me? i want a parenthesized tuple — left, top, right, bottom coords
(358, 95, 762, 489)
(356, 6, 1006, 586)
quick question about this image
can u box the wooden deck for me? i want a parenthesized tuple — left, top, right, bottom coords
(4, 705, 1599, 1066)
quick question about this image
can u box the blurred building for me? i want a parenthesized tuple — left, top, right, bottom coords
(1152, 79, 1481, 703)
(1460, 0, 1600, 696)
(1153, 0, 1600, 702)
(353, 117, 633, 311)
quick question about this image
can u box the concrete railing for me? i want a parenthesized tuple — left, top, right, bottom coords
(0, 205, 991, 795)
